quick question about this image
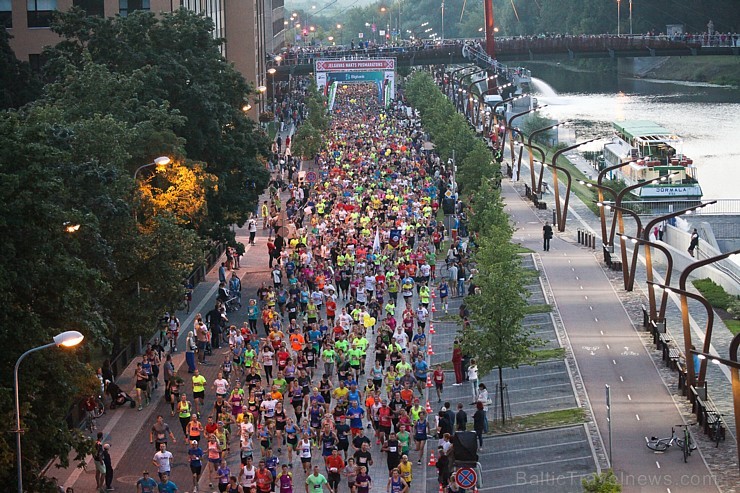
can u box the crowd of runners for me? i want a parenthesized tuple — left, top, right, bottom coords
(137, 81, 479, 493)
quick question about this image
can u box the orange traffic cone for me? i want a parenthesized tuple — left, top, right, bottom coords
(431, 290, 436, 298)
(426, 374, 433, 388)
(431, 304, 437, 312)
(429, 323, 436, 334)
(427, 343, 434, 355)
(428, 450, 437, 466)
(425, 400, 433, 414)
(439, 484, 445, 493)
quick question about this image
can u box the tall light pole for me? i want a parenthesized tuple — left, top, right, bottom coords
(617, 0, 621, 36)
(268, 67, 277, 112)
(548, 139, 598, 232)
(527, 121, 571, 195)
(133, 156, 172, 223)
(336, 23, 343, 45)
(629, 0, 633, 35)
(504, 105, 548, 179)
(15, 331, 85, 493)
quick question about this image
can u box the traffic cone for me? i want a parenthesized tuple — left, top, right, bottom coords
(431, 304, 437, 312)
(427, 343, 434, 355)
(425, 400, 433, 414)
(429, 323, 436, 334)
(431, 290, 436, 298)
(428, 450, 437, 466)
(439, 484, 445, 493)
(426, 374, 433, 388)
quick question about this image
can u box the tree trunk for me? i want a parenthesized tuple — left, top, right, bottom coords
(498, 365, 505, 425)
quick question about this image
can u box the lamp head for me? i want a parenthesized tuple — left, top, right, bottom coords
(54, 330, 84, 348)
(154, 156, 171, 166)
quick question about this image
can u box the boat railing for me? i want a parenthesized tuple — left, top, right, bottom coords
(620, 199, 740, 216)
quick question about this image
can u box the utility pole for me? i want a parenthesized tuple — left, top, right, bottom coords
(441, 1, 445, 41)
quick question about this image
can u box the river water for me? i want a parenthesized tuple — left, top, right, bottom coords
(524, 64, 740, 200)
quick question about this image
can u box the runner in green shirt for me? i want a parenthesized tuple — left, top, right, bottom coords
(305, 466, 332, 493)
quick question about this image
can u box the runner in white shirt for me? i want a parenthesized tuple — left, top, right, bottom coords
(339, 312, 353, 331)
(152, 444, 173, 478)
(393, 328, 409, 352)
(213, 372, 230, 398)
(260, 396, 277, 419)
(239, 459, 257, 488)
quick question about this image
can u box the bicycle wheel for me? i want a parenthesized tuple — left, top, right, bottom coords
(91, 400, 105, 418)
(647, 440, 668, 452)
(683, 439, 689, 462)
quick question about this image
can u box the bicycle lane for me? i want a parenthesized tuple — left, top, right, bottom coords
(501, 180, 720, 493)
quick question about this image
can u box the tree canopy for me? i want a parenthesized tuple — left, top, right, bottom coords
(0, 9, 270, 491)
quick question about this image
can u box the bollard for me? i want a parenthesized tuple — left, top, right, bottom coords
(577, 229, 582, 244)
(552, 209, 556, 228)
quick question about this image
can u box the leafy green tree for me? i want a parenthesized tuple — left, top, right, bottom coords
(45, 8, 270, 240)
(458, 182, 542, 424)
(582, 470, 622, 493)
(292, 121, 323, 160)
(0, 29, 41, 109)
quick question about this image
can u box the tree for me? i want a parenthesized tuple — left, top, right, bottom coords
(291, 121, 323, 161)
(0, 29, 41, 109)
(458, 182, 543, 424)
(44, 8, 270, 240)
(582, 470, 622, 493)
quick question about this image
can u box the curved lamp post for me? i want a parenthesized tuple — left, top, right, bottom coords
(691, 333, 740, 472)
(617, 233, 673, 323)
(636, 201, 718, 321)
(505, 105, 548, 180)
(15, 331, 84, 493)
(598, 202, 643, 290)
(547, 138, 599, 232)
(580, 180, 616, 244)
(527, 121, 571, 197)
(677, 249, 740, 386)
(597, 160, 633, 248)
(491, 94, 526, 127)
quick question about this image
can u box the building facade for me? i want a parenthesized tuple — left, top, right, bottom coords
(4, 0, 268, 115)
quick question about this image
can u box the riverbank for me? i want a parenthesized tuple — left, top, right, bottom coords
(642, 55, 740, 86)
(523, 56, 740, 86)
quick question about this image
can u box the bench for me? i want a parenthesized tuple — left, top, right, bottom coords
(650, 320, 667, 347)
(658, 333, 672, 357)
(676, 360, 688, 394)
(668, 348, 680, 370)
(641, 305, 649, 329)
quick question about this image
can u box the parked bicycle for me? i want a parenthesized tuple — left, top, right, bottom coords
(709, 413, 726, 448)
(82, 395, 105, 433)
(646, 424, 697, 462)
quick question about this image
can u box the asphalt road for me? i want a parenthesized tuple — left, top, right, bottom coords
(502, 180, 720, 493)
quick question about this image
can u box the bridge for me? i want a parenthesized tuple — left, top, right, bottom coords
(271, 35, 738, 77)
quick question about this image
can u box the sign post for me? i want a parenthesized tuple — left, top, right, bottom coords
(455, 467, 478, 490)
(606, 384, 613, 466)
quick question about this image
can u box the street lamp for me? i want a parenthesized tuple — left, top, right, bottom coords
(14, 331, 84, 493)
(691, 333, 740, 472)
(547, 138, 599, 231)
(505, 105, 548, 180)
(635, 201, 718, 320)
(336, 23, 343, 45)
(527, 121, 571, 194)
(133, 156, 171, 222)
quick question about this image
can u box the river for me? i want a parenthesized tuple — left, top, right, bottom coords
(524, 63, 740, 200)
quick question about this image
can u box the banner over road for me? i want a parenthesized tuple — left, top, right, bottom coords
(315, 59, 395, 72)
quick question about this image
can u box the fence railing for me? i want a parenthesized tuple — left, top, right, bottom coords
(620, 199, 740, 216)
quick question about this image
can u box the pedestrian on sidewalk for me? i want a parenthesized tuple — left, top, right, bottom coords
(543, 221, 553, 251)
(248, 214, 257, 245)
(451, 341, 463, 386)
(94, 432, 106, 492)
(467, 359, 479, 402)
(185, 331, 197, 373)
(103, 443, 113, 491)
(688, 228, 699, 257)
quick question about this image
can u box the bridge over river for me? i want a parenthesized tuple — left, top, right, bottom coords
(271, 35, 739, 77)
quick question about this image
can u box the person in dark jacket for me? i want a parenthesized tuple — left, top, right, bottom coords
(435, 446, 450, 488)
(473, 402, 486, 450)
(103, 443, 114, 490)
(455, 403, 468, 432)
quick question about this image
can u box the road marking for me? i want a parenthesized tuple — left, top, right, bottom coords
(605, 344, 610, 349)
(667, 488, 672, 493)
(627, 394, 631, 401)
(594, 317, 598, 322)
(572, 267, 575, 271)
(613, 359, 617, 365)
(636, 414, 641, 421)
(575, 276, 579, 280)
(580, 285, 583, 290)
(619, 376, 624, 382)
(599, 330, 604, 335)
(589, 306, 593, 311)
(584, 296, 588, 300)
(656, 461, 661, 469)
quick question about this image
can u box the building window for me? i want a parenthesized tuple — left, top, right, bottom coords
(28, 53, 47, 72)
(272, 18, 284, 37)
(73, 0, 104, 17)
(119, 0, 150, 17)
(27, 0, 57, 28)
(0, 0, 11, 28)
(272, 0, 284, 8)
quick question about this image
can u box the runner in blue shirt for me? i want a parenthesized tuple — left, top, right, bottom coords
(157, 473, 178, 493)
(347, 401, 365, 435)
(136, 471, 158, 493)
